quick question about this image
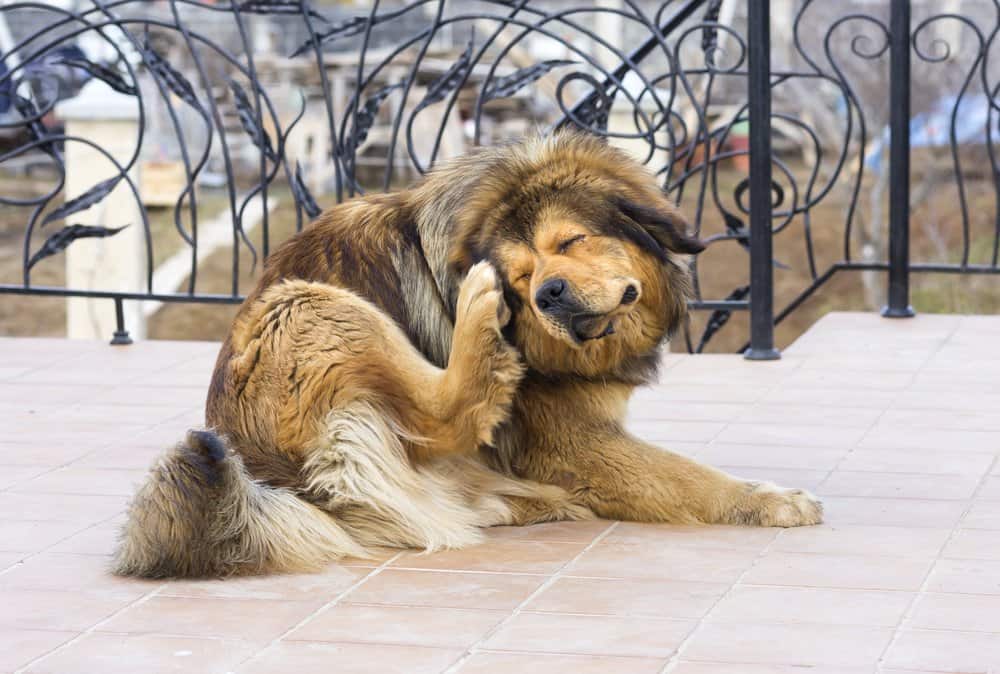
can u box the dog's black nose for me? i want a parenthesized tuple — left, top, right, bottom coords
(535, 278, 567, 312)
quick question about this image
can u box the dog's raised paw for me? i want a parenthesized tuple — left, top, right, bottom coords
(456, 261, 510, 331)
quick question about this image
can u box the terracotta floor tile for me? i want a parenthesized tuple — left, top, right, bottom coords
(713, 423, 867, 449)
(0, 588, 133, 631)
(879, 407, 1000, 431)
(818, 471, 980, 500)
(12, 467, 148, 497)
(909, 592, 1000, 632)
(72, 445, 164, 471)
(456, 651, 666, 674)
(567, 542, 760, 583)
(0, 552, 159, 600)
(485, 520, 614, 544)
(943, 529, 1000, 560)
(98, 595, 324, 641)
(0, 443, 99, 467)
(344, 569, 546, 610)
(708, 585, 913, 627)
(237, 640, 461, 674)
(893, 389, 1000, 412)
(0, 629, 77, 672)
(742, 550, 932, 591)
(0, 550, 24, 569)
(0, 519, 88, 553)
(981, 476, 1000, 499)
(926, 558, 1000, 594)
(772, 524, 951, 557)
(526, 576, 727, 619)
(602, 523, 778, 550)
(634, 384, 769, 404)
(392, 540, 585, 574)
(695, 443, 847, 471)
(962, 499, 1000, 529)
(288, 604, 506, 648)
(820, 496, 968, 529)
(736, 404, 883, 427)
(626, 420, 725, 444)
(859, 426, 1000, 452)
(0, 492, 127, 523)
(760, 387, 897, 408)
(160, 564, 370, 602)
(778, 369, 914, 391)
(48, 518, 123, 555)
(670, 663, 871, 674)
(680, 622, 893, 667)
(484, 612, 693, 657)
(23, 633, 258, 674)
(715, 466, 829, 492)
(837, 447, 995, 475)
(0, 465, 51, 490)
(58, 403, 193, 426)
(627, 401, 745, 422)
(883, 629, 1000, 672)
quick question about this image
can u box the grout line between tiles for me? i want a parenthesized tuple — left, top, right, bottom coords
(441, 520, 621, 674)
(12, 576, 170, 674)
(873, 451, 1000, 674)
(872, 317, 996, 674)
(658, 525, 784, 674)
(227, 551, 406, 672)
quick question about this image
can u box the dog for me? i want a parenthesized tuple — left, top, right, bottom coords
(114, 132, 822, 578)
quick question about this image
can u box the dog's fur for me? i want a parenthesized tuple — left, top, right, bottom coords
(114, 132, 821, 579)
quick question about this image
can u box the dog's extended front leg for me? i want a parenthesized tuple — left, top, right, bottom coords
(533, 426, 822, 527)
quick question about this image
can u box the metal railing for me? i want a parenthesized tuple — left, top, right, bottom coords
(1, 0, 998, 354)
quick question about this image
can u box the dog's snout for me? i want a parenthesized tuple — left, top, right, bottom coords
(535, 278, 567, 312)
(620, 284, 638, 305)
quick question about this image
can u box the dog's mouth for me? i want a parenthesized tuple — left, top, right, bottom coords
(570, 313, 616, 344)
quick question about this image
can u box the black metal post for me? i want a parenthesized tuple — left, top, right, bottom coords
(110, 297, 133, 346)
(744, 0, 780, 360)
(882, 0, 916, 318)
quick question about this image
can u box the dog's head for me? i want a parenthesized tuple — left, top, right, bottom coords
(447, 133, 703, 380)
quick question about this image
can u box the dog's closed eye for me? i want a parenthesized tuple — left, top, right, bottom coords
(558, 235, 586, 253)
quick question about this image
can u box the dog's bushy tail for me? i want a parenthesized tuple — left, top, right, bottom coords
(113, 430, 365, 578)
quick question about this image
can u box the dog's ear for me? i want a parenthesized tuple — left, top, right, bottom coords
(611, 197, 705, 261)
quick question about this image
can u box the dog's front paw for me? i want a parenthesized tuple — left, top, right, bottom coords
(456, 261, 510, 331)
(731, 481, 823, 527)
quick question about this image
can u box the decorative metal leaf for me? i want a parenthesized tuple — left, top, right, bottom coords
(696, 284, 750, 353)
(142, 41, 201, 111)
(414, 39, 474, 113)
(291, 161, 321, 219)
(290, 16, 369, 58)
(238, 0, 330, 23)
(41, 176, 120, 226)
(55, 58, 136, 96)
(13, 95, 56, 157)
(344, 83, 401, 155)
(570, 87, 616, 132)
(483, 60, 576, 102)
(229, 79, 277, 162)
(27, 224, 128, 271)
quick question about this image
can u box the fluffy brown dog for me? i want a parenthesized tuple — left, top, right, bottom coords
(114, 132, 822, 578)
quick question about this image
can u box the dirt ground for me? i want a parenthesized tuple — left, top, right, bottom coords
(2, 157, 999, 352)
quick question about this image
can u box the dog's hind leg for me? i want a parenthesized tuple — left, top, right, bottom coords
(232, 271, 521, 464)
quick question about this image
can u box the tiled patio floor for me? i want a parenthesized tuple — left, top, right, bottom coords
(2, 312, 1000, 673)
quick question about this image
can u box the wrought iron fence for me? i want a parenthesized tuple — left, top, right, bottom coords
(1, 0, 998, 354)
